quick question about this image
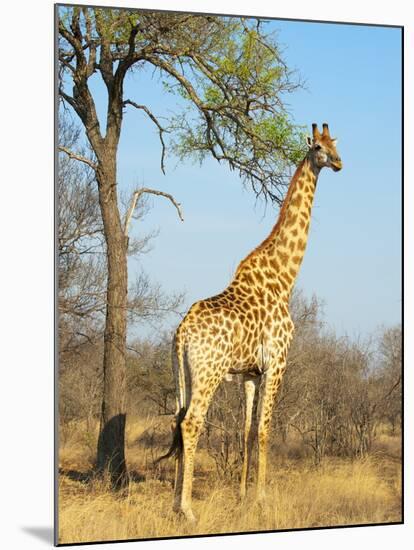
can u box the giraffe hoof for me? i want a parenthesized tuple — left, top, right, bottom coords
(184, 510, 197, 524)
(174, 507, 197, 524)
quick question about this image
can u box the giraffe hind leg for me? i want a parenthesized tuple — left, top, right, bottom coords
(240, 375, 260, 500)
(171, 336, 190, 514)
(177, 362, 226, 522)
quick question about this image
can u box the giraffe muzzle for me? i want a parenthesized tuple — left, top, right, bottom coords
(331, 158, 342, 172)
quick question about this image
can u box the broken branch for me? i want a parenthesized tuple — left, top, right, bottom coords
(124, 187, 184, 237)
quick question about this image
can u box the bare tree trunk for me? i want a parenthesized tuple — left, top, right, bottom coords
(95, 156, 129, 489)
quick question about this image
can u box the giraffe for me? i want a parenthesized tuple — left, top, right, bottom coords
(160, 122, 342, 522)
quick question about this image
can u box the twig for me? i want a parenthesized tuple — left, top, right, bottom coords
(123, 99, 169, 174)
(58, 146, 97, 171)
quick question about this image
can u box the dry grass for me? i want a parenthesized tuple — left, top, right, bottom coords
(58, 419, 402, 545)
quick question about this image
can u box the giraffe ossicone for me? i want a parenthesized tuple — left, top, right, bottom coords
(158, 122, 342, 522)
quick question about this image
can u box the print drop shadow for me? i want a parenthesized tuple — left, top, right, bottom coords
(21, 526, 54, 544)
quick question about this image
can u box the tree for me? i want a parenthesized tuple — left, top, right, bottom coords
(57, 6, 305, 488)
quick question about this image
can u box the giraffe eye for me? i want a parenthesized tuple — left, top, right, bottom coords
(314, 144, 322, 150)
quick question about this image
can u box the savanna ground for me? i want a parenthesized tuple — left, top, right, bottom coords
(58, 416, 402, 545)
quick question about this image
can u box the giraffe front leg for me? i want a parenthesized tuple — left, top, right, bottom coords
(256, 365, 284, 502)
(240, 376, 259, 500)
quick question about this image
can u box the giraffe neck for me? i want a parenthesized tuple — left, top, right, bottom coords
(233, 156, 319, 297)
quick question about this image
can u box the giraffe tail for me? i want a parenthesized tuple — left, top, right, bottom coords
(154, 333, 187, 464)
(154, 407, 186, 464)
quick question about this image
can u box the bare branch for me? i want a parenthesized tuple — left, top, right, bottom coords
(373, 375, 402, 411)
(59, 21, 82, 53)
(58, 88, 78, 112)
(123, 100, 169, 174)
(124, 187, 184, 237)
(58, 146, 97, 171)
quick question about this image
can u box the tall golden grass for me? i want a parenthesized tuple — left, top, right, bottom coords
(58, 418, 402, 544)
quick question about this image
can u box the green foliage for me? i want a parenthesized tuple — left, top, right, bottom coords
(204, 86, 224, 106)
(253, 115, 307, 163)
(93, 8, 140, 43)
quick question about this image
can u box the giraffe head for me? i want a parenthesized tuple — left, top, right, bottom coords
(306, 123, 342, 172)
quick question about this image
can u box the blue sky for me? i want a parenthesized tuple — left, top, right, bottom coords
(64, 12, 402, 340)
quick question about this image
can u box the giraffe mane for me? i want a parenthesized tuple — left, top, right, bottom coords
(234, 158, 307, 278)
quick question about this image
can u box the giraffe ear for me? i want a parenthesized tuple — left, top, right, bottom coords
(331, 138, 338, 146)
(306, 135, 312, 148)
